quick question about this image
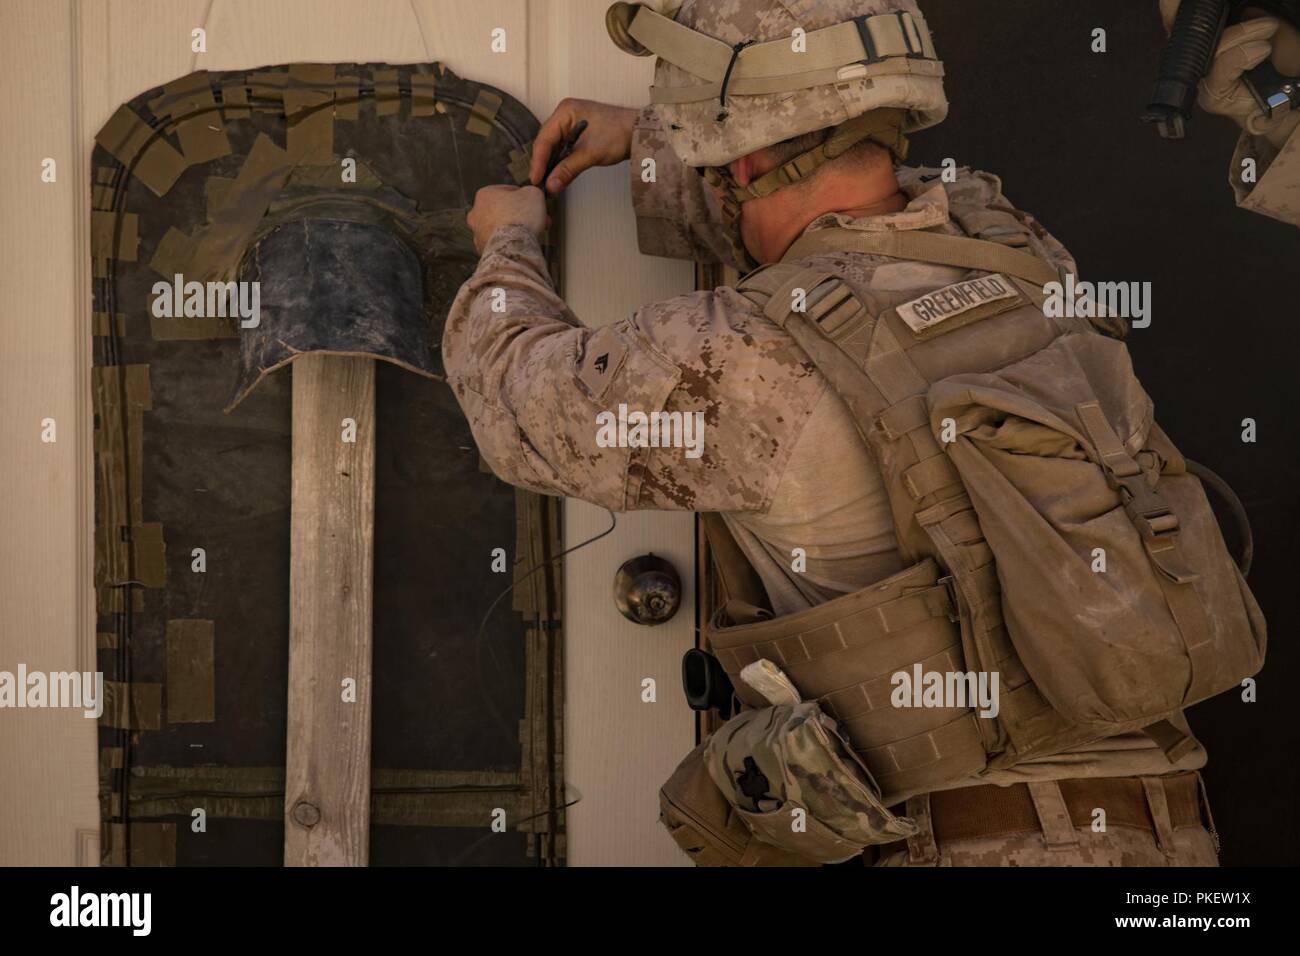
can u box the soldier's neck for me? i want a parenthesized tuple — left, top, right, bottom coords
(758, 168, 906, 263)
(822, 164, 907, 221)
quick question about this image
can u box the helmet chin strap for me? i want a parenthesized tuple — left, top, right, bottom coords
(698, 109, 911, 273)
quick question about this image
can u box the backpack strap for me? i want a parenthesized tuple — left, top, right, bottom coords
(736, 263, 964, 528)
(781, 227, 1062, 287)
(737, 259, 1061, 754)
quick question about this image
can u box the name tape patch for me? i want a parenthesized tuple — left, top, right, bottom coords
(896, 274, 1018, 336)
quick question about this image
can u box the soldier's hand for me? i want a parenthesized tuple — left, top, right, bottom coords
(467, 185, 549, 253)
(529, 98, 638, 195)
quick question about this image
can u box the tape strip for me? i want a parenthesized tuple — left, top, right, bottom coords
(335, 75, 360, 121)
(149, 226, 197, 279)
(91, 183, 116, 209)
(99, 746, 123, 774)
(150, 316, 239, 341)
(92, 313, 126, 336)
(90, 211, 139, 262)
(374, 68, 400, 116)
(98, 746, 124, 821)
(130, 523, 166, 587)
(98, 521, 164, 593)
(166, 619, 214, 723)
(222, 83, 250, 119)
(94, 104, 187, 197)
(410, 73, 437, 116)
(150, 70, 231, 165)
(287, 162, 382, 190)
(284, 63, 336, 164)
(466, 89, 503, 136)
(508, 143, 533, 185)
(248, 71, 288, 110)
(91, 364, 151, 411)
(204, 176, 235, 215)
(187, 133, 291, 281)
(101, 680, 163, 730)
(103, 823, 176, 867)
(92, 364, 151, 590)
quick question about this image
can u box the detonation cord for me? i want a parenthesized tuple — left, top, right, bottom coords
(473, 507, 618, 748)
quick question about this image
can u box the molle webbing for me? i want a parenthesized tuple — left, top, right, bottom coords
(626, 6, 943, 104)
(701, 523, 988, 801)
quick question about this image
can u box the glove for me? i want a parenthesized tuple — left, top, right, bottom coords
(1204, 18, 1299, 141)
(1158, 2, 1299, 145)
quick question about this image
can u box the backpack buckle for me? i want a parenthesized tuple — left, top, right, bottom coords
(937, 575, 961, 623)
(1117, 477, 1180, 540)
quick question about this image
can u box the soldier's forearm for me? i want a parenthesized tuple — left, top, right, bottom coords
(444, 224, 578, 399)
(1230, 120, 1300, 225)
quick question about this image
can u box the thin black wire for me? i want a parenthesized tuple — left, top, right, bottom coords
(474, 508, 617, 747)
(449, 791, 585, 868)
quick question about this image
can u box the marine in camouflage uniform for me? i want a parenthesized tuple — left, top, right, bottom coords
(445, 0, 1223, 866)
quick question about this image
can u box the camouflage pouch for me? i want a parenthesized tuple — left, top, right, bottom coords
(704, 701, 919, 864)
(659, 742, 819, 867)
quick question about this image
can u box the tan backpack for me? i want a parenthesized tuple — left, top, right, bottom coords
(704, 226, 1266, 803)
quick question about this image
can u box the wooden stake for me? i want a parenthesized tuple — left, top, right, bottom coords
(284, 354, 375, 866)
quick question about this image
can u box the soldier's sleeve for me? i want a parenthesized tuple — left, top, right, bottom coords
(1228, 121, 1300, 226)
(628, 106, 740, 266)
(443, 224, 814, 513)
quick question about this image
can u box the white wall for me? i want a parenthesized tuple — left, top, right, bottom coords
(0, 0, 694, 866)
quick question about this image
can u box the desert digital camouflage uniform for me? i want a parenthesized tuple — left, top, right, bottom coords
(443, 106, 1222, 865)
(1230, 122, 1300, 225)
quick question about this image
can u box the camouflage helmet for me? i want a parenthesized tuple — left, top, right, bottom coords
(605, 0, 948, 168)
